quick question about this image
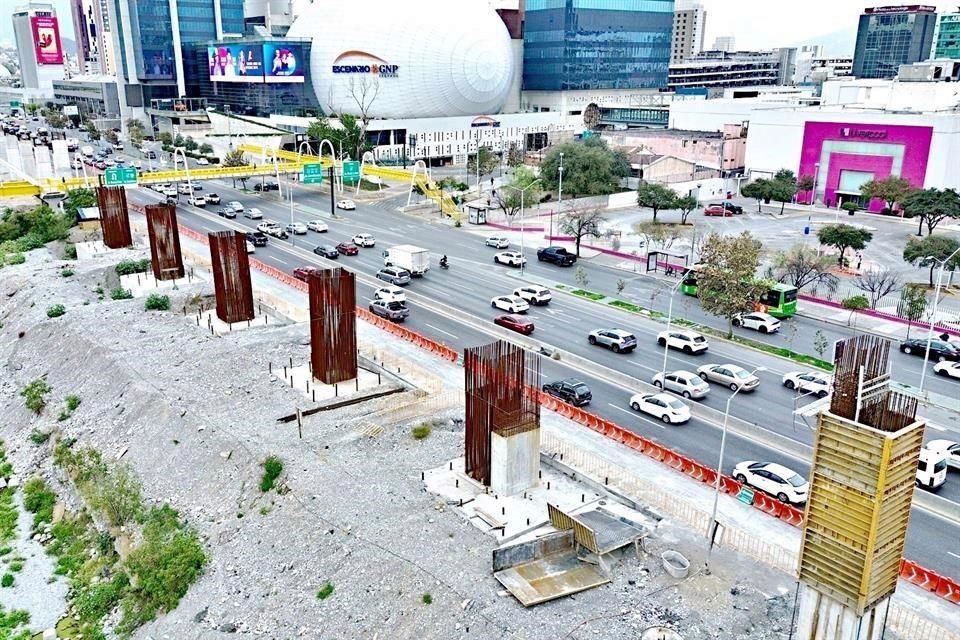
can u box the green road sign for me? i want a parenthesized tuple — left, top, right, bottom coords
(342, 160, 361, 185)
(302, 162, 323, 185)
(9, 100, 21, 108)
(581, 130, 594, 139)
(104, 166, 138, 186)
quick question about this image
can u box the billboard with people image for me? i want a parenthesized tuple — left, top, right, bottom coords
(31, 16, 63, 65)
(263, 43, 305, 83)
(207, 45, 265, 83)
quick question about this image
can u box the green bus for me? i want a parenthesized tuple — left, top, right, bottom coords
(680, 266, 799, 318)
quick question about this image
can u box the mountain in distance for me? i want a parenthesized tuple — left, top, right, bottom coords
(61, 36, 76, 57)
(790, 26, 857, 58)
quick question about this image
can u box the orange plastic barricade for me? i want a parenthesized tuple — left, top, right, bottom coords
(935, 576, 960, 604)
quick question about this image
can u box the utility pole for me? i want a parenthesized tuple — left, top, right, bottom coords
(329, 165, 336, 218)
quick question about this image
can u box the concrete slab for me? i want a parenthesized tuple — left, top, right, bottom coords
(494, 549, 610, 607)
(75, 240, 141, 262)
(196, 309, 271, 336)
(120, 269, 203, 298)
(282, 363, 386, 403)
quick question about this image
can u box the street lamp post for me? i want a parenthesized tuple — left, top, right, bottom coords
(659, 278, 687, 381)
(287, 141, 313, 247)
(812, 162, 820, 206)
(705, 366, 766, 574)
(919, 247, 960, 393)
(553, 152, 564, 243)
(506, 178, 542, 276)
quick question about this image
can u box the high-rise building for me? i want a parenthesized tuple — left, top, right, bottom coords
(522, 0, 674, 91)
(668, 48, 797, 95)
(712, 35, 735, 52)
(932, 12, 960, 60)
(671, 0, 707, 64)
(70, 0, 116, 74)
(794, 44, 824, 84)
(12, 2, 66, 93)
(108, 0, 245, 120)
(852, 5, 937, 79)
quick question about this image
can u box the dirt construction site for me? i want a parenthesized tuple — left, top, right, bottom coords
(0, 226, 956, 639)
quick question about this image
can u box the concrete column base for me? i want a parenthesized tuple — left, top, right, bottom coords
(795, 584, 889, 640)
(490, 428, 540, 496)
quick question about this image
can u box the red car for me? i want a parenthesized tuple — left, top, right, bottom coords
(495, 314, 534, 335)
(704, 204, 732, 217)
(292, 266, 320, 281)
(336, 242, 359, 256)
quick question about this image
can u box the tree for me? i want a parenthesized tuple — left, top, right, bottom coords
(184, 136, 199, 152)
(158, 131, 173, 146)
(493, 167, 540, 222)
(467, 146, 499, 180)
(540, 138, 630, 197)
(796, 174, 815, 204)
(902, 234, 960, 287)
(741, 179, 772, 212)
(770, 243, 838, 290)
(438, 177, 468, 204)
(813, 329, 829, 361)
(860, 176, 916, 214)
(506, 144, 525, 168)
(222, 149, 249, 188)
(633, 220, 682, 253)
(816, 224, 873, 266)
(560, 208, 605, 256)
(853, 267, 901, 308)
(44, 110, 67, 129)
(83, 120, 100, 141)
(842, 295, 870, 328)
(899, 284, 928, 339)
(636, 183, 677, 223)
(62, 188, 96, 220)
(307, 114, 372, 161)
(769, 169, 799, 215)
(674, 195, 698, 225)
(24, 103, 41, 115)
(103, 129, 119, 145)
(173, 134, 185, 147)
(198, 142, 213, 155)
(125, 118, 146, 146)
(901, 188, 960, 236)
(695, 231, 766, 336)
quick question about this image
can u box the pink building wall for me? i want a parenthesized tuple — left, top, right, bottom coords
(797, 121, 933, 212)
(609, 126, 747, 171)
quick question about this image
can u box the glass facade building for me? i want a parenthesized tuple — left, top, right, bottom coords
(522, 0, 674, 91)
(933, 13, 960, 60)
(852, 6, 937, 79)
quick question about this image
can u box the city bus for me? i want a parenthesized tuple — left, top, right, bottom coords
(680, 265, 799, 318)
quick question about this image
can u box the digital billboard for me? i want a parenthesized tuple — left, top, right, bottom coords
(142, 49, 174, 79)
(263, 43, 305, 83)
(31, 16, 63, 65)
(208, 45, 265, 83)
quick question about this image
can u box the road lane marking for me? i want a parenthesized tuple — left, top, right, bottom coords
(630, 360, 663, 375)
(272, 255, 292, 267)
(425, 323, 459, 340)
(927, 423, 946, 432)
(608, 403, 666, 429)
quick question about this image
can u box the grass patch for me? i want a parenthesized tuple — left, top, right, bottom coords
(114, 259, 151, 276)
(1, 573, 12, 587)
(65, 395, 81, 412)
(8, 562, 22, 573)
(144, 294, 170, 311)
(422, 593, 433, 605)
(29, 429, 50, 445)
(61, 268, 74, 278)
(317, 582, 334, 600)
(0, 602, 31, 638)
(570, 289, 605, 301)
(22, 478, 57, 531)
(20, 378, 51, 415)
(680, 321, 834, 372)
(64, 243, 77, 260)
(411, 423, 432, 440)
(46, 304, 66, 318)
(110, 287, 133, 300)
(5, 253, 25, 265)
(260, 456, 283, 493)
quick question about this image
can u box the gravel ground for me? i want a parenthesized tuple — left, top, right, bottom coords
(0, 244, 804, 639)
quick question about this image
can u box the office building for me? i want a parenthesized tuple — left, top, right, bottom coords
(70, 0, 115, 75)
(852, 5, 937, 79)
(108, 0, 245, 123)
(522, 0, 674, 92)
(793, 44, 824, 84)
(668, 49, 797, 96)
(12, 2, 66, 97)
(932, 12, 960, 60)
(712, 36, 735, 52)
(671, 0, 707, 64)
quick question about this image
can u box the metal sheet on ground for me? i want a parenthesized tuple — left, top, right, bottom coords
(494, 550, 609, 607)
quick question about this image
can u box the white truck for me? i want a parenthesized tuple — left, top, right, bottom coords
(80, 145, 94, 157)
(383, 245, 430, 277)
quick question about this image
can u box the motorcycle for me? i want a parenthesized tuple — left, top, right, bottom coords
(439, 258, 449, 270)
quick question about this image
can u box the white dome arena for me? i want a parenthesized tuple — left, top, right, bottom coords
(287, 0, 515, 119)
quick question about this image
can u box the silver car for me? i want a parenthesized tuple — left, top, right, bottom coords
(652, 370, 710, 399)
(696, 364, 760, 392)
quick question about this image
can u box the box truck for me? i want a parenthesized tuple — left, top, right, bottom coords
(382, 245, 430, 276)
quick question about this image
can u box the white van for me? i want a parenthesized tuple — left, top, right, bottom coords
(917, 447, 948, 490)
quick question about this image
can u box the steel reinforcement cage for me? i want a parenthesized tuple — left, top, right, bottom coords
(464, 341, 540, 486)
(96, 185, 132, 249)
(208, 231, 255, 323)
(144, 203, 184, 281)
(308, 268, 357, 384)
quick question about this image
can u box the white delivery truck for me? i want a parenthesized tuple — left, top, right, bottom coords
(917, 446, 948, 490)
(383, 245, 430, 277)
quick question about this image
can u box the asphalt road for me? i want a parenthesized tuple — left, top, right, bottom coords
(123, 178, 960, 580)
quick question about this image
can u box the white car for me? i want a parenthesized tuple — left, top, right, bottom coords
(733, 312, 781, 334)
(286, 222, 308, 235)
(924, 439, 960, 470)
(112, 142, 124, 150)
(178, 183, 194, 194)
(697, 364, 760, 392)
(196, 157, 210, 165)
(161, 187, 178, 198)
(733, 461, 809, 505)
(189, 195, 206, 207)
(337, 199, 356, 210)
(513, 286, 552, 306)
(485, 235, 509, 249)
(652, 370, 710, 399)
(244, 207, 263, 220)
(257, 221, 282, 234)
(628, 393, 691, 424)
(228, 200, 244, 213)
(352, 233, 375, 247)
(933, 361, 960, 380)
(245, 241, 255, 254)
(373, 286, 406, 304)
(494, 251, 526, 267)
(657, 329, 709, 354)
(782, 371, 832, 398)
(307, 220, 329, 233)
(491, 295, 529, 314)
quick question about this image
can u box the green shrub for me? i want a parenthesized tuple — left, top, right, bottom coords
(74, 573, 128, 623)
(114, 259, 151, 276)
(110, 287, 133, 300)
(259, 456, 283, 493)
(8, 562, 22, 572)
(422, 593, 432, 605)
(411, 423, 432, 440)
(20, 378, 51, 415)
(46, 304, 66, 318)
(29, 429, 50, 445)
(1, 573, 12, 587)
(64, 243, 78, 260)
(61, 268, 74, 277)
(144, 294, 170, 311)
(317, 583, 334, 600)
(90, 465, 142, 528)
(65, 395, 81, 412)
(0, 547, 10, 556)
(6, 253, 25, 265)
(22, 478, 57, 529)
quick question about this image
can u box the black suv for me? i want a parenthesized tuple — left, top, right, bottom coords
(714, 202, 743, 215)
(542, 378, 592, 406)
(254, 181, 279, 192)
(246, 231, 269, 247)
(900, 338, 960, 362)
(537, 246, 577, 266)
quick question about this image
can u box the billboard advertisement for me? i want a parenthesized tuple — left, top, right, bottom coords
(142, 49, 174, 79)
(208, 45, 265, 82)
(263, 43, 304, 83)
(31, 16, 63, 65)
